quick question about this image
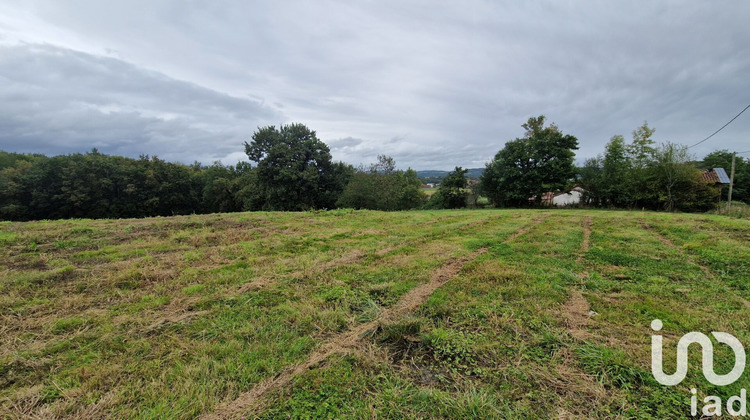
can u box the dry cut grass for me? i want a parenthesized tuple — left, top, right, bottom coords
(1, 209, 749, 418)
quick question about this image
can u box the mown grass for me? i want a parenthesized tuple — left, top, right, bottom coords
(1, 209, 749, 418)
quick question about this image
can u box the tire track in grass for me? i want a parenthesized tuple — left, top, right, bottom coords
(1, 214, 498, 416)
(558, 216, 613, 417)
(147, 214, 508, 332)
(201, 214, 547, 419)
(576, 216, 592, 264)
(201, 249, 488, 420)
(641, 223, 750, 309)
(564, 216, 594, 341)
(503, 213, 550, 242)
(372, 212, 507, 258)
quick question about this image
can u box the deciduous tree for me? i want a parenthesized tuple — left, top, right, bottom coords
(244, 123, 350, 210)
(481, 116, 578, 207)
(427, 166, 468, 209)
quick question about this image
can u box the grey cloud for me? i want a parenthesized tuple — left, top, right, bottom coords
(1, 1, 749, 169)
(327, 137, 363, 149)
(0, 43, 281, 164)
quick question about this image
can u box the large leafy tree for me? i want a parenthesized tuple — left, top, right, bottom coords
(601, 135, 631, 207)
(650, 143, 705, 211)
(578, 157, 602, 206)
(624, 122, 657, 208)
(581, 135, 633, 207)
(481, 116, 578, 207)
(427, 166, 468, 209)
(245, 123, 350, 210)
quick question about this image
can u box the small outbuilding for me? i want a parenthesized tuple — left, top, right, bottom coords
(701, 168, 731, 185)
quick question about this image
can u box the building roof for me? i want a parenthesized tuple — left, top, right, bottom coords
(714, 167, 731, 184)
(702, 168, 731, 184)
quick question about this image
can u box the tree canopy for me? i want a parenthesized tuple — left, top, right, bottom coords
(481, 116, 579, 207)
(426, 166, 468, 209)
(0, 150, 223, 220)
(244, 123, 352, 211)
(1, 118, 742, 221)
(579, 123, 720, 211)
(336, 155, 426, 211)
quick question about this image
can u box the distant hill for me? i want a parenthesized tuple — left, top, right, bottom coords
(417, 168, 484, 183)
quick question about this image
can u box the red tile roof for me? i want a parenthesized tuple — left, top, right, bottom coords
(702, 169, 721, 184)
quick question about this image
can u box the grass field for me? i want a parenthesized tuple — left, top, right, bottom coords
(1, 209, 750, 419)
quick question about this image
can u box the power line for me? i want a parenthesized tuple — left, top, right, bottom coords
(737, 150, 750, 154)
(688, 103, 750, 148)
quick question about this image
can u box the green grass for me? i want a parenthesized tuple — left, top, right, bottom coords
(1, 209, 749, 418)
(710, 202, 750, 219)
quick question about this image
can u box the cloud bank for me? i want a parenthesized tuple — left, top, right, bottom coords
(1, 1, 748, 169)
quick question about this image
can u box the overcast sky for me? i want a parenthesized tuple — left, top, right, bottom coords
(1, 1, 748, 170)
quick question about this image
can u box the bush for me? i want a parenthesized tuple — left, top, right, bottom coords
(711, 202, 750, 218)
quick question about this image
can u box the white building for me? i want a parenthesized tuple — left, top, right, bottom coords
(551, 187, 584, 206)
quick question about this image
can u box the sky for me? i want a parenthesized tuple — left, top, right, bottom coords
(0, 1, 748, 170)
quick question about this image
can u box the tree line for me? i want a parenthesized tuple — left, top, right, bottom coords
(1, 119, 745, 221)
(0, 124, 430, 220)
(0, 149, 246, 220)
(578, 124, 747, 211)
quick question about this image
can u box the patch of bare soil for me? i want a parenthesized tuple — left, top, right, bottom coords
(561, 218, 608, 341)
(561, 290, 593, 341)
(200, 248, 487, 420)
(575, 216, 594, 285)
(577, 216, 592, 263)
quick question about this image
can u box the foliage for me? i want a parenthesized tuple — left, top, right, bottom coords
(651, 143, 716, 212)
(579, 123, 719, 211)
(336, 155, 426, 211)
(244, 123, 353, 211)
(0, 123, 359, 220)
(700, 150, 748, 204)
(423, 327, 477, 368)
(426, 166, 468, 209)
(0, 149, 264, 220)
(0, 150, 211, 220)
(575, 343, 648, 389)
(601, 135, 631, 207)
(481, 116, 579, 207)
(2, 117, 740, 220)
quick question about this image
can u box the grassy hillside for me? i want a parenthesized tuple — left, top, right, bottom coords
(1, 209, 749, 418)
